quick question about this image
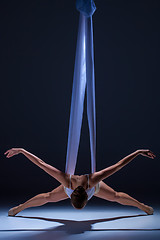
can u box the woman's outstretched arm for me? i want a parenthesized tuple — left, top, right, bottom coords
(90, 149, 156, 186)
(4, 148, 69, 186)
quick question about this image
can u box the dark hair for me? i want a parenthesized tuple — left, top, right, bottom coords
(71, 186, 88, 209)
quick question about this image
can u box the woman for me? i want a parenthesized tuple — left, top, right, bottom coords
(5, 148, 155, 216)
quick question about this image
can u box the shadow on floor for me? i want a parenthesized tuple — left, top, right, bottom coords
(1, 214, 160, 234)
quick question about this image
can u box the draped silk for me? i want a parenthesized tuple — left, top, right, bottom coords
(65, 0, 96, 175)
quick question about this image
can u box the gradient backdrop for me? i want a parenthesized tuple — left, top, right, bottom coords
(0, 0, 159, 205)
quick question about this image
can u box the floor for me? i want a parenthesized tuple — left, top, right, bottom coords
(0, 204, 160, 240)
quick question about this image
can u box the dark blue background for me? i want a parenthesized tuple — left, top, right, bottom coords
(0, 0, 159, 203)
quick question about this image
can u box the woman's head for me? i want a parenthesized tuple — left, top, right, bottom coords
(71, 186, 88, 209)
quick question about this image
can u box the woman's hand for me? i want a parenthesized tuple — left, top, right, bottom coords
(4, 148, 23, 158)
(137, 149, 156, 159)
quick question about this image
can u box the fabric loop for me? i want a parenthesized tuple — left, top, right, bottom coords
(76, 0, 96, 17)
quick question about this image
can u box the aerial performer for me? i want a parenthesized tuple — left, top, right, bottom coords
(5, 0, 155, 216)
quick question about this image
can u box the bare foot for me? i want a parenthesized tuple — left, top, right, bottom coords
(145, 206, 154, 215)
(142, 204, 154, 215)
(8, 205, 22, 216)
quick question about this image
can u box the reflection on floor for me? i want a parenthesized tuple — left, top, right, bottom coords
(0, 204, 160, 240)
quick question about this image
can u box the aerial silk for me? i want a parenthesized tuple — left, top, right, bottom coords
(65, 0, 96, 175)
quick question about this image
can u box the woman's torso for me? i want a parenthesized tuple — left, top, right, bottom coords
(64, 174, 100, 200)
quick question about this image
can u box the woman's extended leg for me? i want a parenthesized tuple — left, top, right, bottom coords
(94, 181, 153, 215)
(8, 184, 69, 216)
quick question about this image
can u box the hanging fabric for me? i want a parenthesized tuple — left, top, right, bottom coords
(65, 0, 96, 175)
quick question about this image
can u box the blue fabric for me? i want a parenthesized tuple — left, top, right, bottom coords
(76, 0, 96, 17)
(65, 12, 96, 175)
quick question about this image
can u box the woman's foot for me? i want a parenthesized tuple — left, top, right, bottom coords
(141, 204, 154, 215)
(8, 205, 22, 216)
(145, 206, 154, 215)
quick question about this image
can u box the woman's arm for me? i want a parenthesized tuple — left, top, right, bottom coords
(90, 149, 156, 186)
(4, 148, 69, 186)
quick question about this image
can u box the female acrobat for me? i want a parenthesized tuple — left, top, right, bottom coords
(5, 148, 155, 216)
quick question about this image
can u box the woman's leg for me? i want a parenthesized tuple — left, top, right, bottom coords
(8, 184, 69, 216)
(94, 181, 153, 215)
